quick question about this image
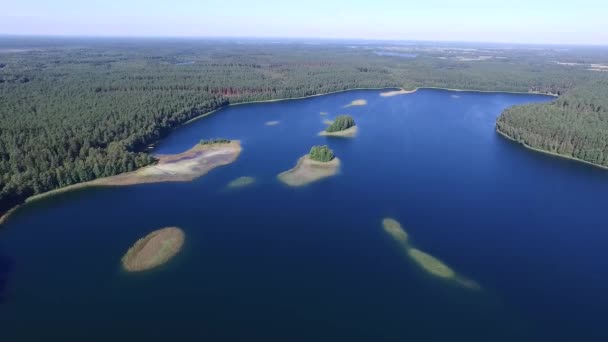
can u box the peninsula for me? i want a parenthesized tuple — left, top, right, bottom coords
(0, 141, 242, 224)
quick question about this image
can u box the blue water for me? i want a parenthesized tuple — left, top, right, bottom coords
(2, 89, 608, 341)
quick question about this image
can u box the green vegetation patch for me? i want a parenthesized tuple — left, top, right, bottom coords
(308, 145, 335, 162)
(326, 115, 356, 133)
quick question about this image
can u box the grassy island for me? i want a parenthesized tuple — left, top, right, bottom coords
(278, 146, 340, 186)
(320, 115, 358, 137)
(122, 227, 185, 272)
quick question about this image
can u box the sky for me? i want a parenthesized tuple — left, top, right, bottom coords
(1, 0, 607, 45)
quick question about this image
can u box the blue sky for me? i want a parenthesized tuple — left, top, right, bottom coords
(2, 0, 607, 44)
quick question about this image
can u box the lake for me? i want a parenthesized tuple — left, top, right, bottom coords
(1, 88, 608, 341)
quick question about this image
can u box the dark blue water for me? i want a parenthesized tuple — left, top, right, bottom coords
(2, 89, 608, 341)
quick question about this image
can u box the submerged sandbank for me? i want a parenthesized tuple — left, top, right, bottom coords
(227, 176, 255, 188)
(319, 125, 358, 137)
(122, 227, 185, 272)
(344, 99, 367, 107)
(381, 217, 480, 290)
(382, 218, 408, 244)
(278, 155, 340, 187)
(380, 88, 417, 97)
(407, 248, 455, 279)
(320, 111, 329, 116)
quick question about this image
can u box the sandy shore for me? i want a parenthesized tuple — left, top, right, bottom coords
(319, 125, 358, 137)
(122, 227, 185, 272)
(278, 155, 341, 187)
(380, 88, 418, 97)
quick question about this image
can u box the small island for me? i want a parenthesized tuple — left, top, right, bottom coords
(122, 227, 185, 272)
(319, 115, 358, 137)
(227, 176, 255, 188)
(278, 145, 341, 186)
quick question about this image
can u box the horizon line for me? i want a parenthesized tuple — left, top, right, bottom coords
(2, 33, 608, 48)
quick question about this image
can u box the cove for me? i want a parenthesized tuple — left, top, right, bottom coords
(1, 89, 608, 342)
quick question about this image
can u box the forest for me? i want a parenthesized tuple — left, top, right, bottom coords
(1, 37, 607, 215)
(497, 80, 608, 167)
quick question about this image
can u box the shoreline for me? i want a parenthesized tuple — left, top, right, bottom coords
(496, 129, 608, 171)
(0, 86, 559, 225)
(172, 86, 557, 129)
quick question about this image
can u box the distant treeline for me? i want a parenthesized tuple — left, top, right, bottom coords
(0, 39, 607, 214)
(497, 80, 608, 167)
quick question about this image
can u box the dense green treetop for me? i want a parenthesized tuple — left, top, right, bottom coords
(326, 115, 356, 132)
(309, 145, 335, 162)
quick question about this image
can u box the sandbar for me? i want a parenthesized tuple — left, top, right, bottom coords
(322, 119, 334, 125)
(278, 155, 341, 187)
(318, 125, 358, 137)
(344, 99, 367, 107)
(227, 176, 255, 188)
(122, 227, 185, 272)
(380, 89, 417, 97)
(265, 121, 280, 126)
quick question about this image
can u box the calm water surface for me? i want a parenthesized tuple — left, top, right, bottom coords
(1, 89, 608, 341)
